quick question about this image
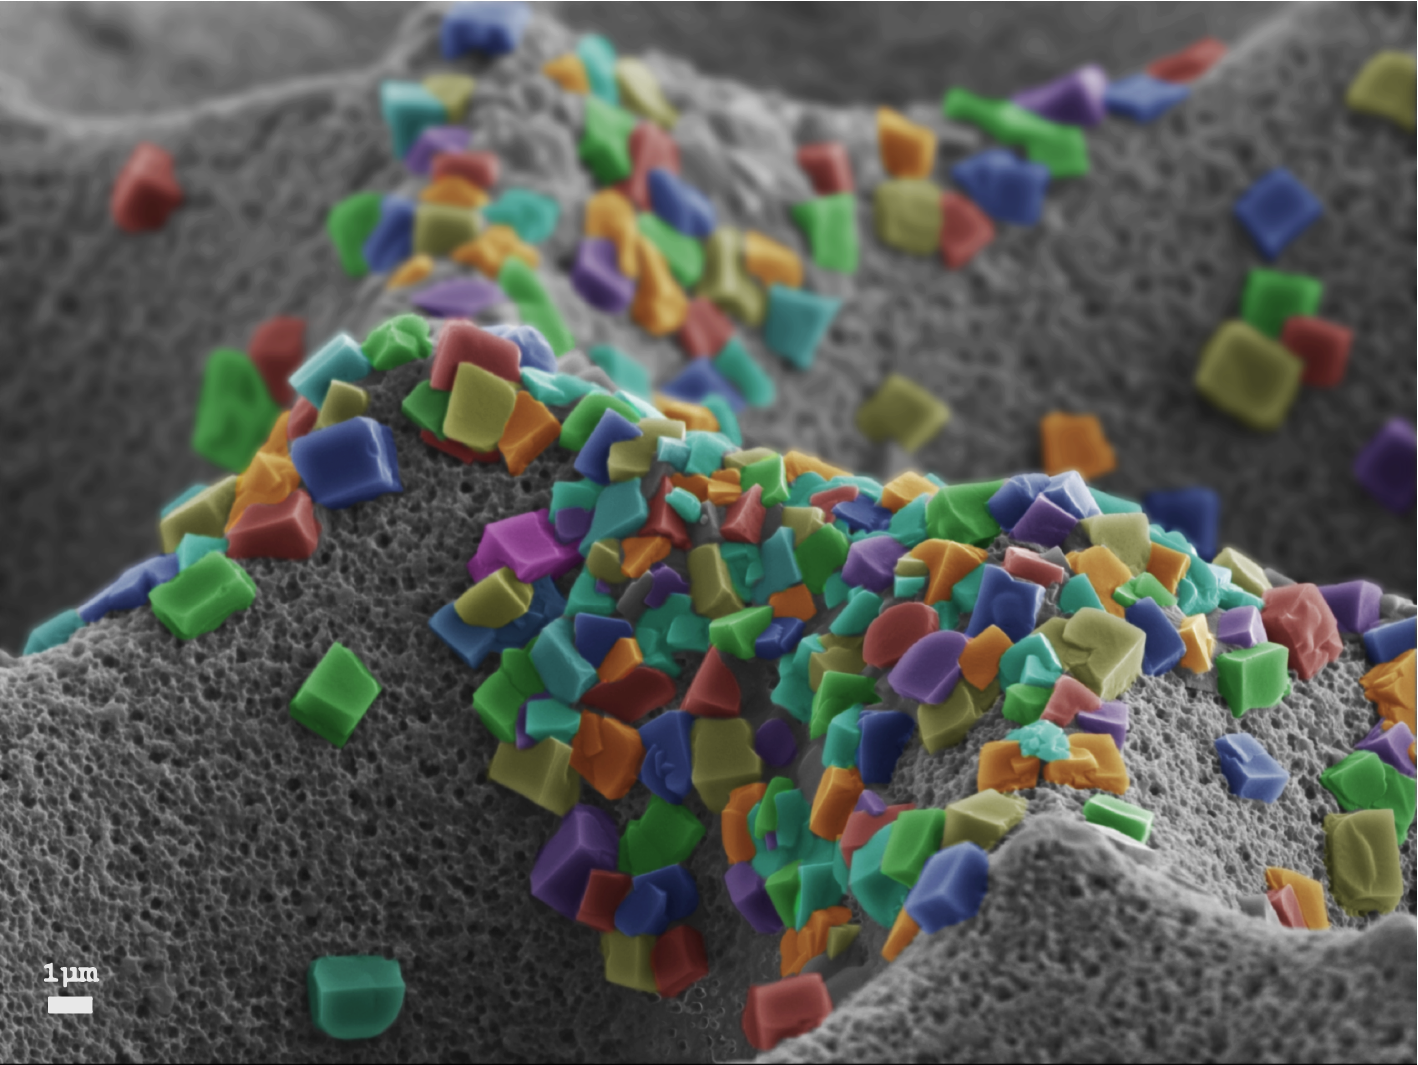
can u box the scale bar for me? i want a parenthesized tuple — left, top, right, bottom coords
(48, 996, 93, 1014)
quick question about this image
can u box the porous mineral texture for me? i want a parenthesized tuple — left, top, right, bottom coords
(1, 360, 1413, 1063)
(0, 2, 1413, 653)
(0, 4, 1414, 1064)
(760, 818, 1417, 1064)
(0, 3, 1281, 115)
(549, 2, 1285, 106)
(0, 2, 414, 114)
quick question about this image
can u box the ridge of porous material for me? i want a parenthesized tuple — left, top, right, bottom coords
(1, 1, 1413, 651)
(759, 817, 1416, 1064)
(0, 4, 1413, 1064)
(546, 3, 1284, 107)
(1, 359, 1412, 1063)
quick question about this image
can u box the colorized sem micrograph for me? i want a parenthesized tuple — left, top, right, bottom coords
(0, 3, 1414, 1062)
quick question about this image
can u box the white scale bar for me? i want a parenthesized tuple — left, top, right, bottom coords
(48, 996, 93, 1014)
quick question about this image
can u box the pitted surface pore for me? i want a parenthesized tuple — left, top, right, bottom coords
(760, 817, 1417, 1064)
(1, 2, 1413, 653)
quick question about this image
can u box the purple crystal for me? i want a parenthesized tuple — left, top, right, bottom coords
(1076, 700, 1129, 750)
(854, 789, 888, 817)
(1356, 721, 1416, 777)
(406, 125, 471, 175)
(763, 831, 778, 851)
(553, 506, 593, 545)
(643, 563, 691, 609)
(411, 276, 506, 319)
(594, 578, 616, 596)
(1353, 418, 1416, 513)
(1009, 493, 1080, 549)
(724, 862, 784, 935)
(570, 237, 635, 314)
(469, 509, 583, 582)
(1217, 606, 1266, 648)
(889, 629, 969, 704)
(529, 804, 620, 920)
(1318, 580, 1383, 634)
(1012, 64, 1109, 127)
(841, 535, 908, 594)
(755, 718, 798, 768)
(515, 700, 535, 750)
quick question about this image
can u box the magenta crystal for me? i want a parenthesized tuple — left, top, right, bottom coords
(469, 509, 583, 583)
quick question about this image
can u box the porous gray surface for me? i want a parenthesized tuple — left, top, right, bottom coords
(549, 2, 1287, 106)
(0, 22, 415, 655)
(0, 3, 414, 115)
(1, 1, 1413, 654)
(0, 4, 1415, 1063)
(0, 362, 759, 1064)
(886, 631, 1418, 924)
(1, 352, 1412, 1065)
(760, 817, 1417, 1065)
(0, 3, 1285, 115)
(696, 0, 1418, 601)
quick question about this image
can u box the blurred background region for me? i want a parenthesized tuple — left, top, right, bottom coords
(0, 2, 1284, 113)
